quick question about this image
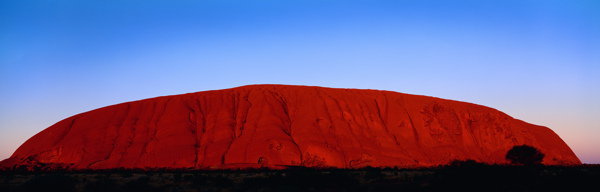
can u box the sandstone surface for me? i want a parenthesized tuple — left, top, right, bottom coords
(0, 85, 581, 170)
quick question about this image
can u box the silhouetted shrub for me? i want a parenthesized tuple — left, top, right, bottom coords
(447, 159, 483, 167)
(505, 145, 545, 165)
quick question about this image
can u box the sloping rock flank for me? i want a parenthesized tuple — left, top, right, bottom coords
(0, 85, 581, 170)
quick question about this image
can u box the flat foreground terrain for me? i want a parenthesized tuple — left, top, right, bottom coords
(1, 165, 599, 192)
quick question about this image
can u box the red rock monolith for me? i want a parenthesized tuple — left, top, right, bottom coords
(0, 85, 581, 170)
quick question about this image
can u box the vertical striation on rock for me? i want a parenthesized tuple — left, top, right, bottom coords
(0, 85, 581, 170)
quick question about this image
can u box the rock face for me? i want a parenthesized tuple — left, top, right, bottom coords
(0, 85, 581, 170)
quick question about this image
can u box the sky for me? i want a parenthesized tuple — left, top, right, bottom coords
(1, 0, 599, 164)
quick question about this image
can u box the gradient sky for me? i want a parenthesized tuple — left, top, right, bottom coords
(1, 0, 599, 164)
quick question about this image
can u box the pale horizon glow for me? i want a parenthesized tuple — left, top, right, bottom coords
(1, 0, 599, 164)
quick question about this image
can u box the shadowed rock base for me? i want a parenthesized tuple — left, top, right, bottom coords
(0, 85, 581, 170)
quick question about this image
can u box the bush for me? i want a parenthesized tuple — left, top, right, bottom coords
(505, 145, 545, 165)
(447, 159, 482, 167)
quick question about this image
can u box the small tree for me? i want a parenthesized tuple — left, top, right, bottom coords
(505, 145, 545, 165)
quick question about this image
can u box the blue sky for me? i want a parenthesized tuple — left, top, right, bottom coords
(1, 0, 599, 163)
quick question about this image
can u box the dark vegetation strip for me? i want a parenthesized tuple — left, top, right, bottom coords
(1, 163, 599, 192)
